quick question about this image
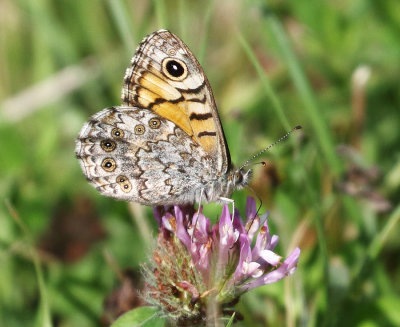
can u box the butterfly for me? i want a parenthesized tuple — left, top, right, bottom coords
(75, 29, 253, 206)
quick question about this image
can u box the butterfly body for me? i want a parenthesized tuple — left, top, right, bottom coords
(76, 30, 252, 206)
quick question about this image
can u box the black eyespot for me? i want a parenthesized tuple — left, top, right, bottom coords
(162, 58, 187, 81)
(166, 60, 184, 77)
(135, 124, 145, 135)
(112, 128, 124, 139)
(101, 158, 116, 172)
(101, 139, 116, 152)
(149, 118, 161, 129)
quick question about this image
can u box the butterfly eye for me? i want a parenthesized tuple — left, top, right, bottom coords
(162, 58, 187, 81)
(235, 172, 243, 183)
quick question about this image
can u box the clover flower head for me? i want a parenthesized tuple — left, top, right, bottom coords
(143, 197, 300, 325)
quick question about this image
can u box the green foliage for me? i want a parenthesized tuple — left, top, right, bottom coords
(110, 307, 165, 327)
(1, 0, 400, 326)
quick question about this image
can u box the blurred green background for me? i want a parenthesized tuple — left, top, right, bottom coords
(1, 0, 400, 326)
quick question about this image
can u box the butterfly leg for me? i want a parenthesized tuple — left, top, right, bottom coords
(219, 197, 235, 222)
(191, 188, 204, 241)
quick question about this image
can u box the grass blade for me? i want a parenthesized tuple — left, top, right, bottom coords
(107, 0, 136, 52)
(262, 13, 342, 174)
(6, 200, 52, 327)
(238, 33, 291, 132)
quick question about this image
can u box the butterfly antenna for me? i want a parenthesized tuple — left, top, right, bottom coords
(239, 125, 302, 170)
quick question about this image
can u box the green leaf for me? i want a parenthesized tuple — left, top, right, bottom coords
(110, 306, 165, 327)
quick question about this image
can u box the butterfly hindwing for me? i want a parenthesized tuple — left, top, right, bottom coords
(76, 107, 216, 205)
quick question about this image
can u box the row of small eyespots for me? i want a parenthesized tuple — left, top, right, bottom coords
(132, 117, 162, 135)
(100, 119, 161, 152)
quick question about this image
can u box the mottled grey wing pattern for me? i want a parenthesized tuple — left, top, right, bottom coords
(75, 107, 215, 205)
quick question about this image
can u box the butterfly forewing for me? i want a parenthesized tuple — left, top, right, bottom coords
(121, 30, 231, 174)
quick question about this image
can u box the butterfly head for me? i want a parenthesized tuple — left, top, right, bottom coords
(231, 168, 253, 190)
